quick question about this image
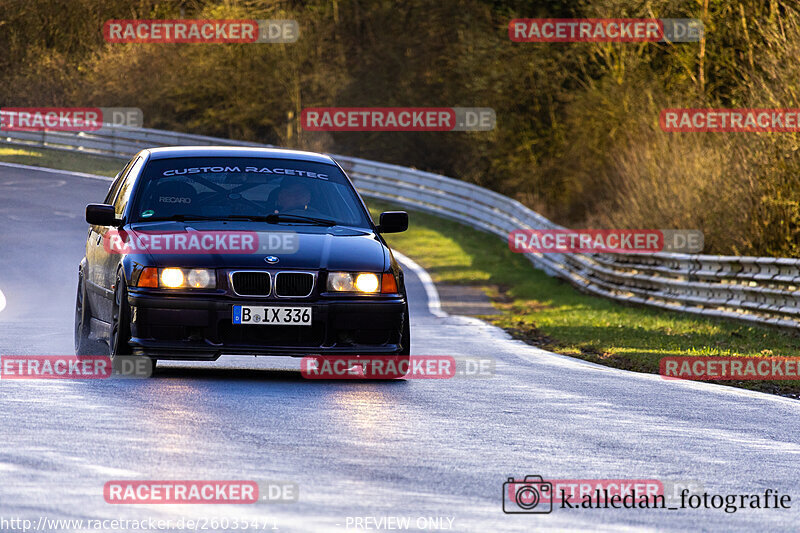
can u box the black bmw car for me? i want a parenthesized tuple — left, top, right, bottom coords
(75, 146, 410, 366)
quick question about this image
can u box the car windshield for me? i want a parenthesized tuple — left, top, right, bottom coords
(130, 156, 371, 227)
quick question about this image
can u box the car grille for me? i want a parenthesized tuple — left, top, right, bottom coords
(231, 271, 271, 296)
(275, 272, 314, 297)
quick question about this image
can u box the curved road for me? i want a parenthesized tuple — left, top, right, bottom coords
(1, 163, 799, 532)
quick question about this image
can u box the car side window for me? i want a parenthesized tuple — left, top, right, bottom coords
(113, 156, 145, 219)
(104, 156, 136, 204)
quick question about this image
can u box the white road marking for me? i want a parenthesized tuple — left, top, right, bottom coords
(0, 288, 6, 314)
(393, 251, 448, 318)
(0, 161, 113, 181)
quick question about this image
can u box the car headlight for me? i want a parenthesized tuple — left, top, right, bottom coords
(355, 273, 379, 292)
(161, 268, 185, 288)
(328, 272, 358, 292)
(327, 272, 393, 294)
(186, 269, 213, 288)
(135, 267, 216, 289)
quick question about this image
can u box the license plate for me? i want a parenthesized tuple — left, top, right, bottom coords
(232, 306, 312, 326)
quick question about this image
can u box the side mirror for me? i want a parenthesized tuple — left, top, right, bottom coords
(377, 211, 408, 233)
(86, 204, 120, 226)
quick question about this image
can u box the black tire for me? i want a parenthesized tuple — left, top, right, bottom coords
(110, 273, 133, 357)
(74, 271, 103, 356)
(389, 354, 410, 379)
(399, 306, 411, 356)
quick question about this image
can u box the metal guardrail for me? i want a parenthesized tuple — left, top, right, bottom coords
(2, 112, 799, 331)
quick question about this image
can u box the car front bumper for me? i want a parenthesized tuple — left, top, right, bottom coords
(127, 290, 407, 359)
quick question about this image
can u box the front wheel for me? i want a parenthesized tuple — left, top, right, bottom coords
(75, 272, 103, 356)
(399, 307, 411, 356)
(109, 273, 133, 357)
(387, 354, 410, 379)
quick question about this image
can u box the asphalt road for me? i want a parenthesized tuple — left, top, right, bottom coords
(1, 163, 800, 532)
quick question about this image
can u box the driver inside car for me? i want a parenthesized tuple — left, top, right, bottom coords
(273, 181, 312, 213)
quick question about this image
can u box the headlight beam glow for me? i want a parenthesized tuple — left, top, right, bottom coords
(355, 273, 380, 293)
(160, 268, 185, 288)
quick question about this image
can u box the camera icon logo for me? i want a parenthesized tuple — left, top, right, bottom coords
(502, 475, 553, 514)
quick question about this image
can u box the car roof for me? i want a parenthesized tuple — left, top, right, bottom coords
(144, 146, 337, 165)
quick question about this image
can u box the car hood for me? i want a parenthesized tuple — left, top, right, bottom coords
(124, 221, 388, 271)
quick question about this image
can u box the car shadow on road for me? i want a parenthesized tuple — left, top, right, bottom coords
(150, 366, 409, 385)
(151, 366, 305, 381)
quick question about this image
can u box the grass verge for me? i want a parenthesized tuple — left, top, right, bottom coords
(367, 200, 800, 396)
(0, 145, 123, 176)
